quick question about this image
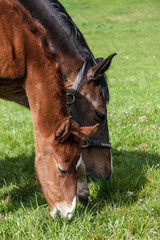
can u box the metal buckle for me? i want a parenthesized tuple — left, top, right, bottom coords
(66, 92, 75, 105)
(80, 138, 89, 148)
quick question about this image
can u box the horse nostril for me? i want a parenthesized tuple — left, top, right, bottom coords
(78, 196, 88, 207)
(105, 176, 111, 181)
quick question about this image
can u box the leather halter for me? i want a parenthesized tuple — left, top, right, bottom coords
(67, 59, 111, 150)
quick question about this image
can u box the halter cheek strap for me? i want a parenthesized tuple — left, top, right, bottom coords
(67, 58, 111, 150)
(81, 139, 111, 149)
(67, 59, 92, 126)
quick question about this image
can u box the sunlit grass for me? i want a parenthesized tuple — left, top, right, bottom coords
(0, 0, 160, 239)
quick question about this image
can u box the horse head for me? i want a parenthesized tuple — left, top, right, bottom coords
(67, 53, 116, 180)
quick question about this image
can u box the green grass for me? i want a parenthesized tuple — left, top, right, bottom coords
(0, 0, 160, 239)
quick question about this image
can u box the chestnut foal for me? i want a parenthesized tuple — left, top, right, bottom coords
(0, 0, 96, 219)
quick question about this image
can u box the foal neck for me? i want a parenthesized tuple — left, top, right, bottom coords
(25, 50, 70, 138)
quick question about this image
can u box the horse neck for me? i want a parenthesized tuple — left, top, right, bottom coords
(18, 0, 94, 81)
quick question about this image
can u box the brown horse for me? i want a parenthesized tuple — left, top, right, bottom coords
(0, 0, 97, 219)
(18, 0, 116, 180)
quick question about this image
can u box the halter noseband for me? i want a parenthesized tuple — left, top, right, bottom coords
(67, 58, 111, 150)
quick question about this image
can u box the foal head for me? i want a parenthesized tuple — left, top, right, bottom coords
(35, 117, 97, 220)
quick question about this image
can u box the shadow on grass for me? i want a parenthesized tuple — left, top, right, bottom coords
(0, 152, 46, 213)
(0, 148, 159, 215)
(86, 148, 159, 213)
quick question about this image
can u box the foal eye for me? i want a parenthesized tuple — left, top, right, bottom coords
(58, 166, 67, 175)
(95, 111, 105, 121)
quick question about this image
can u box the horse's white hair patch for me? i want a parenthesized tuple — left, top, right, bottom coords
(36, 82, 41, 89)
(110, 153, 113, 178)
(76, 154, 82, 170)
(67, 196, 77, 220)
(50, 196, 77, 220)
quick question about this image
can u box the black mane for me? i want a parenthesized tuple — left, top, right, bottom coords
(19, 0, 93, 60)
(49, 0, 94, 60)
(49, 0, 109, 102)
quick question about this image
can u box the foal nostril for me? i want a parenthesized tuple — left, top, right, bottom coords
(78, 196, 88, 207)
(67, 213, 73, 220)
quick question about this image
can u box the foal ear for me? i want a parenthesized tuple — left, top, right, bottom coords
(87, 53, 117, 81)
(55, 116, 72, 142)
(71, 122, 99, 142)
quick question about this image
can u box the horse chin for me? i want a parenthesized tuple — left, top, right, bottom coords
(84, 151, 113, 181)
(86, 156, 113, 182)
(50, 196, 77, 220)
(87, 173, 111, 182)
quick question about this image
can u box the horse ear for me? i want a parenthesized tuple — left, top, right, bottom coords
(96, 57, 104, 62)
(55, 116, 72, 142)
(71, 121, 99, 143)
(87, 53, 117, 81)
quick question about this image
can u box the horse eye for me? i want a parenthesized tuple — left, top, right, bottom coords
(95, 111, 105, 121)
(58, 166, 67, 175)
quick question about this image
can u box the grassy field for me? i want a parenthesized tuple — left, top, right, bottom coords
(0, 0, 160, 239)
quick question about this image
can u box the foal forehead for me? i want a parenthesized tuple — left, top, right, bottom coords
(54, 142, 80, 163)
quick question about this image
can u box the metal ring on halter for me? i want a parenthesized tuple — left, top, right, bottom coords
(80, 138, 89, 148)
(66, 92, 75, 105)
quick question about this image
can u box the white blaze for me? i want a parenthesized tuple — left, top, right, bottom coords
(76, 154, 82, 170)
(110, 153, 113, 177)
